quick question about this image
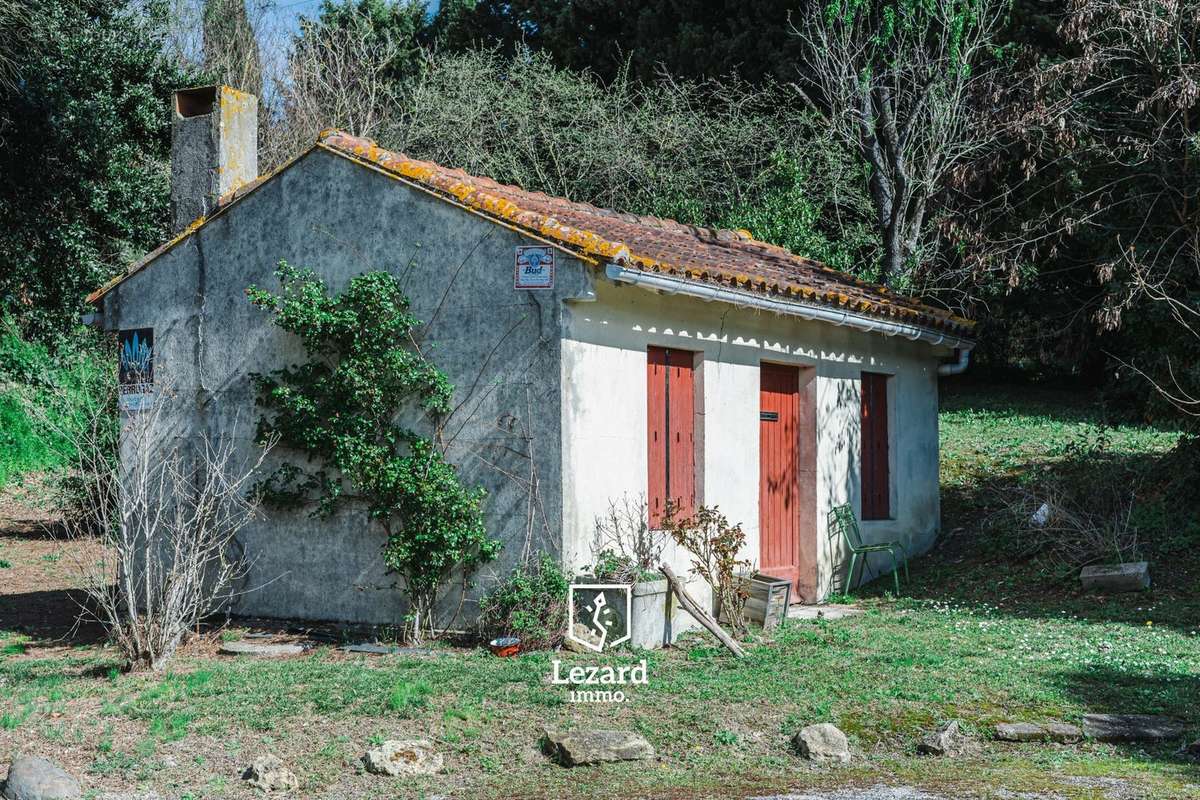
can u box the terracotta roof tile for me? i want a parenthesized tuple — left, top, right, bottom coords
(317, 132, 974, 339)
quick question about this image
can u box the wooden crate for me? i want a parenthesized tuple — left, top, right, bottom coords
(720, 572, 792, 631)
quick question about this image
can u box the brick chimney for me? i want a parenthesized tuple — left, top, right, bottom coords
(170, 86, 258, 233)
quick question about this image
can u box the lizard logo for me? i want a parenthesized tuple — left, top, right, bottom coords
(566, 583, 632, 653)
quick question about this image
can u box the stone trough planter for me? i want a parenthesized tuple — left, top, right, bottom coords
(631, 578, 671, 650)
(574, 574, 690, 650)
(1079, 561, 1150, 593)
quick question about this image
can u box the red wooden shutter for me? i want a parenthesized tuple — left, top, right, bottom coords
(668, 351, 696, 521)
(647, 347, 696, 527)
(860, 372, 890, 520)
(647, 347, 669, 527)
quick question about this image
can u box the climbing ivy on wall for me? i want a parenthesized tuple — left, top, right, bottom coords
(247, 262, 500, 640)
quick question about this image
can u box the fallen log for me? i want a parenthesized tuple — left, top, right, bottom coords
(659, 563, 746, 658)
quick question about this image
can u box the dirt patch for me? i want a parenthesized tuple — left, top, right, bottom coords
(0, 490, 106, 647)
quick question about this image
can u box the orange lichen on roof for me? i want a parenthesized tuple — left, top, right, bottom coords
(89, 129, 975, 340)
(316, 131, 973, 337)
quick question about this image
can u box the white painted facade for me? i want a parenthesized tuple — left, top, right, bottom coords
(560, 279, 944, 601)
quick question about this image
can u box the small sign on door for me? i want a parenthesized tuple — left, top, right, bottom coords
(515, 246, 555, 290)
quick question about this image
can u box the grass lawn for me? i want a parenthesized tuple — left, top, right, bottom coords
(2, 382, 1199, 799)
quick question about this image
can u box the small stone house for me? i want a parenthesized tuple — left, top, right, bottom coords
(87, 87, 975, 624)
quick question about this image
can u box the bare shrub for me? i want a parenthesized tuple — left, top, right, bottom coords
(665, 504, 752, 638)
(385, 50, 816, 225)
(31, 370, 272, 670)
(589, 494, 667, 583)
(1014, 481, 1140, 569)
(202, 0, 263, 100)
(262, 9, 404, 170)
(1007, 433, 1143, 569)
(266, 42, 873, 267)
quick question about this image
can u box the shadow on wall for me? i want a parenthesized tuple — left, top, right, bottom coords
(820, 376, 863, 595)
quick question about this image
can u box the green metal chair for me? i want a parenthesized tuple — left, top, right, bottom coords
(827, 503, 909, 596)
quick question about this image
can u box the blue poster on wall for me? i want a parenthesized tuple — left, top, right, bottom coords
(514, 245, 555, 289)
(118, 328, 154, 411)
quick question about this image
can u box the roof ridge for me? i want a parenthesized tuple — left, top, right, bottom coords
(316, 131, 762, 244)
(316, 131, 971, 333)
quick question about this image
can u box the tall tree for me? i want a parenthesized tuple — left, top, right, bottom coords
(978, 0, 1200, 421)
(306, 0, 430, 86)
(0, 0, 29, 90)
(434, 0, 807, 84)
(202, 0, 262, 98)
(264, 0, 429, 168)
(0, 0, 197, 334)
(794, 0, 1011, 288)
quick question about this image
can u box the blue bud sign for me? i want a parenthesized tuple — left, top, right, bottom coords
(514, 245, 555, 289)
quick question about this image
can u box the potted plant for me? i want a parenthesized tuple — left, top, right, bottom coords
(663, 505, 752, 638)
(586, 495, 674, 649)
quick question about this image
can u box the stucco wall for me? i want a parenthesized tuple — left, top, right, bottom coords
(100, 147, 593, 625)
(561, 280, 946, 601)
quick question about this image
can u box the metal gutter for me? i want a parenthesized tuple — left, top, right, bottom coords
(604, 262, 976, 354)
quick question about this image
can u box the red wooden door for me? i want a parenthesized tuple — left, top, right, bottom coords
(760, 363, 801, 590)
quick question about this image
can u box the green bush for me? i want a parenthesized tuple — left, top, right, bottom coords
(477, 554, 570, 650)
(0, 319, 114, 491)
(0, 0, 198, 334)
(248, 263, 498, 642)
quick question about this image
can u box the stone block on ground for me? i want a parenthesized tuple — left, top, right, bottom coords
(562, 622, 603, 653)
(1079, 562, 1150, 593)
(3, 756, 81, 800)
(1042, 722, 1083, 743)
(993, 722, 1045, 742)
(219, 641, 304, 658)
(792, 723, 851, 764)
(242, 754, 298, 792)
(994, 721, 1082, 743)
(917, 721, 975, 756)
(787, 605, 864, 622)
(1081, 714, 1185, 742)
(542, 729, 654, 766)
(362, 740, 443, 777)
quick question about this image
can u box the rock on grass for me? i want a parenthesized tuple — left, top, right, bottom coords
(542, 729, 654, 766)
(917, 721, 976, 756)
(792, 723, 851, 764)
(362, 740, 443, 777)
(242, 754, 298, 792)
(3, 756, 81, 800)
(994, 721, 1082, 743)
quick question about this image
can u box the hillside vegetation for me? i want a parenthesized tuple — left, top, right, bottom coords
(0, 321, 110, 491)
